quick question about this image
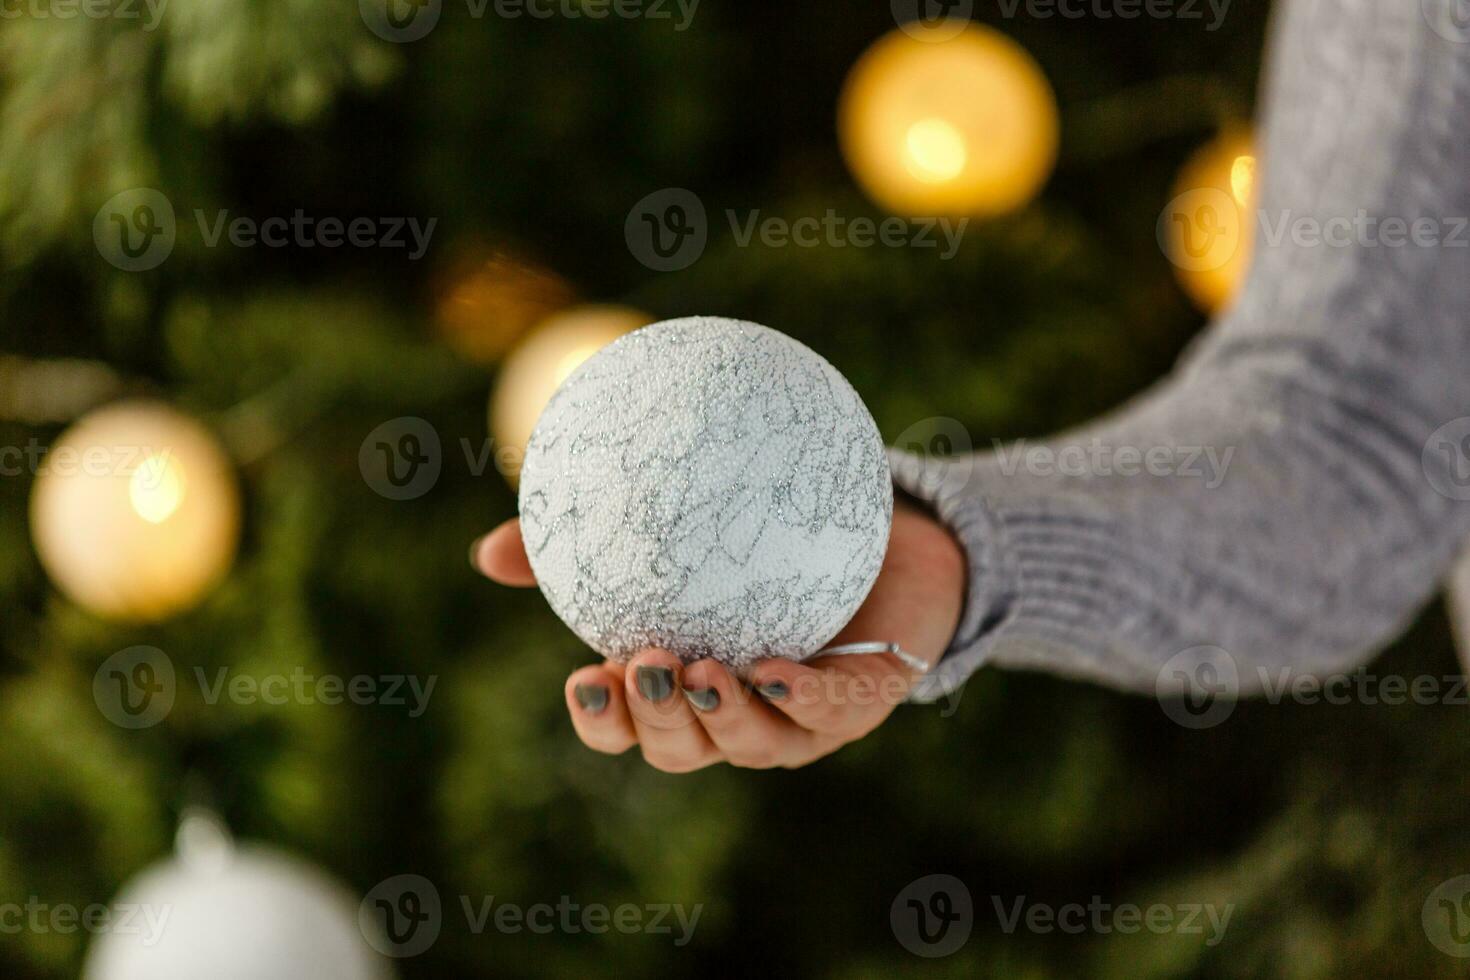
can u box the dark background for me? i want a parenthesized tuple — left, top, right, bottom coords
(3, 0, 1469, 976)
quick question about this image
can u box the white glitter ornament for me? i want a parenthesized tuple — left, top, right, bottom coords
(82, 811, 393, 980)
(518, 316, 893, 669)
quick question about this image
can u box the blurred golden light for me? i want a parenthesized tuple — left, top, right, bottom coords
(30, 401, 241, 622)
(1230, 154, 1256, 208)
(553, 345, 604, 388)
(904, 117, 968, 183)
(128, 453, 186, 525)
(839, 23, 1059, 218)
(434, 247, 575, 364)
(1159, 130, 1257, 314)
(490, 305, 653, 486)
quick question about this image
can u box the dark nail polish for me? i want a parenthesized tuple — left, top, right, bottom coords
(574, 684, 608, 714)
(684, 687, 720, 711)
(757, 680, 789, 701)
(636, 666, 675, 702)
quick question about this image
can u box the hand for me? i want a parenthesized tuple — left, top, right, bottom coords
(470, 501, 966, 771)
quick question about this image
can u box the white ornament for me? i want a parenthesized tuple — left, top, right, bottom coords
(83, 812, 393, 980)
(518, 316, 892, 668)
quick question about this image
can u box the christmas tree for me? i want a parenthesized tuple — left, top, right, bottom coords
(2, 2, 1468, 977)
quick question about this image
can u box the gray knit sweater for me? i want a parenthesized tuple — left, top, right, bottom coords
(892, 0, 1470, 703)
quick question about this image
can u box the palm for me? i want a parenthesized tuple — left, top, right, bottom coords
(471, 502, 965, 770)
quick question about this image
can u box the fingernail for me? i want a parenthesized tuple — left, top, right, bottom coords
(636, 666, 675, 702)
(757, 680, 789, 701)
(684, 687, 720, 712)
(468, 535, 488, 570)
(574, 684, 608, 715)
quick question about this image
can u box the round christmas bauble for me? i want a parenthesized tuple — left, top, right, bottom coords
(29, 400, 240, 622)
(81, 845, 393, 980)
(518, 317, 893, 669)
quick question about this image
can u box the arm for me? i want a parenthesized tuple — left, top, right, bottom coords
(476, 0, 1470, 769)
(898, 0, 1470, 702)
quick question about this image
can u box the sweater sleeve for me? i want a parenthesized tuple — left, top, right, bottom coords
(895, 0, 1470, 704)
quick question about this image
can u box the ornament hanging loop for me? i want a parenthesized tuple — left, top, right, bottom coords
(175, 806, 236, 874)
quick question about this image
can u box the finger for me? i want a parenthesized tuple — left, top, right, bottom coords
(682, 658, 824, 769)
(564, 663, 636, 755)
(623, 650, 719, 773)
(748, 653, 910, 740)
(471, 519, 537, 587)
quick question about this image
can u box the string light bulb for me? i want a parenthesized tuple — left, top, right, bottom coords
(128, 453, 186, 525)
(433, 246, 575, 364)
(490, 305, 653, 485)
(30, 400, 240, 622)
(839, 23, 1059, 218)
(1158, 129, 1257, 314)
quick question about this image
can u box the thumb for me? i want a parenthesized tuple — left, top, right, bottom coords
(471, 519, 538, 587)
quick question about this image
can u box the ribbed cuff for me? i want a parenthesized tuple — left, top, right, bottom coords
(888, 448, 1014, 703)
(888, 448, 1158, 701)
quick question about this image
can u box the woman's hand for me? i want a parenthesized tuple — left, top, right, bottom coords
(471, 501, 966, 771)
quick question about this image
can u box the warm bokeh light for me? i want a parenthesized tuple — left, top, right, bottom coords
(839, 23, 1059, 218)
(434, 246, 575, 364)
(553, 345, 604, 388)
(904, 117, 968, 183)
(128, 453, 186, 525)
(30, 401, 241, 622)
(490, 305, 653, 486)
(1159, 130, 1257, 314)
(1230, 153, 1256, 208)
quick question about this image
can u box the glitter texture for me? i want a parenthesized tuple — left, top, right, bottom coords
(518, 317, 893, 668)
